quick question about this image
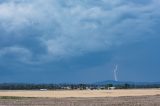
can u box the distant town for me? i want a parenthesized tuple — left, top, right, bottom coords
(0, 81, 160, 90)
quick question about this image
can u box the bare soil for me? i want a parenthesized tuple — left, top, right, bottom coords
(0, 95, 160, 106)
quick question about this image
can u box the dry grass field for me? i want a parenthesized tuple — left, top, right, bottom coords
(0, 89, 159, 98)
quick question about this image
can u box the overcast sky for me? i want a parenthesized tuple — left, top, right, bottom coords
(0, 0, 160, 83)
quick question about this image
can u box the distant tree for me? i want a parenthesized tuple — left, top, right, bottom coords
(78, 84, 87, 90)
(124, 83, 130, 89)
(105, 84, 113, 89)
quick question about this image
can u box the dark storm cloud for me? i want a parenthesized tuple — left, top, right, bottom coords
(0, 0, 160, 83)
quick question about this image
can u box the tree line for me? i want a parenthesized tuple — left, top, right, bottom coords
(0, 83, 159, 90)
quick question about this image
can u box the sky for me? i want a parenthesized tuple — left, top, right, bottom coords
(0, 0, 160, 83)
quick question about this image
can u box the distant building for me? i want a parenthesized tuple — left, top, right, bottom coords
(40, 89, 48, 91)
(108, 87, 116, 90)
(97, 86, 105, 90)
(63, 86, 71, 90)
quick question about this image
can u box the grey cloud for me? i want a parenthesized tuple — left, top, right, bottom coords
(0, 46, 32, 62)
(0, 0, 159, 63)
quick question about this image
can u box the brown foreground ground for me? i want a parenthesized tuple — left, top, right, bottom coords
(0, 95, 160, 106)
